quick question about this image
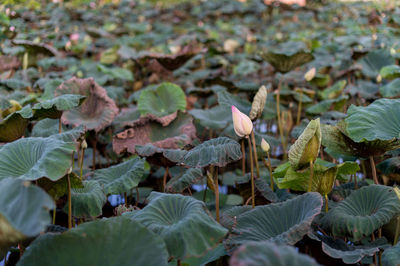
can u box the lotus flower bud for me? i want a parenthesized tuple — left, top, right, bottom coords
(304, 68, 316, 81)
(261, 138, 270, 153)
(67, 167, 72, 174)
(376, 74, 382, 83)
(81, 139, 88, 149)
(232, 106, 253, 138)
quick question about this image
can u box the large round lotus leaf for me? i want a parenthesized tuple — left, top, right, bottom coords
(93, 157, 146, 195)
(230, 241, 320, 266)
(32, 118, 67, 137)
(225, 192, 323, 250)
(0, 178, 54, 258)
(164, 137, 242, 168)
(55, 77, 118, 132)
(260, 42, 314, 73)
(113, 112, 196, 154)
(358, 49, 395, 78)
(0, 105, 32, 142)
(165, 168, 204, 193)
(308, 231, 390, 264)
(380, 78, 400, 98)
(288, 118, 321, 170)
(137, 82, 186, 117)
(17, 217, 169, 266)
(32, 94, 85, 119)
(129, 192, 228, 259)
(220, 206, 252, 231)
(382, 242, 400, 266)
(345, 99, 400, 142)
(66, 180, 107, 218)
(189, 105, 231, 130)
(0, 136, 75, 181)
(321, 185, 400, 241)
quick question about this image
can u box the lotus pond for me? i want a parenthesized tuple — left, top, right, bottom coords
(1, 0, 400, 265)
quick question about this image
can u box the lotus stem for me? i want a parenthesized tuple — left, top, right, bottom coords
(162, 167, 169, 192)
(58, 118, 62, 133)
(354, 174, 358, 189)
(135, 187, 140, 207)
(241, 139, 246, 175)
(394, 216, 400, 245)
(296, 89, 303, 125)
(214, 167, 220, 222)
(250, 131, 260, 179)
(324, 194, 329, 213)
(52, 207, 56, 224)
(370, 156, 379, 184)
(247, 137, 255, 208)
(276, 82, 286, 159)
(307, 160, 314, 192)
(92, 132, 97, 170)
(266, 152, 274, 191)
(67, 172, 72, 229)
(79, 148, 85, 180)
(371, 233, 378, 266)
(203, 182, 207, 203)
(177, 259, 181, 266)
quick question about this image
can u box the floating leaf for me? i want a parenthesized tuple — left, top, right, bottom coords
(137, 82, 186, 117)
(321, 185, 400, 241)
(0, 178, 54, 258)
(288, 118, 321, 170)
(55, 77, 118, 132)
(17, 217, 169, 266)
(93, 157, 146, 195)
(164, 137, 242, 168)
(0, 135, 75, 181)
(128, 192, 228, 259)
(165, 168, 204, 193)
(32, 94, 85, 120)
(249, 85, 268, 120)
(230, 241, 320, 266)
(225, 192, 323, 250)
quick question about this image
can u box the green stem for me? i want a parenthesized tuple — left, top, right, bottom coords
(52, 207, 56, 224)
(324, 194, 329, 213)
(266, 152, 274, 191)
(214, 167, 220, 222)
(135, 187, 140, 207)
(370, 156, 379, 184)
(67, 172, 72, 229)
(247, 137, 255, 208)
(79, 148, 85, 180)
(307, 160, 314, 192)
(394, 216, 400, 245)
(250, 131, 260, 179)
(241, 139, 246, 175)
(58, 118, 62, 133)
(162, 167, 169, 192)
(276, 85, 285, 158)
(124, 192, 128, 207)
(296, 89, 303, 125)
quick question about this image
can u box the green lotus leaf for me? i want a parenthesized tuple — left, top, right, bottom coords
(260, 42, 314, 73)
(318, 80, 347, 100)
(306, 95, 348, 115)
(230, 241, 320, 266)
(38, 173, 83, 201)
(380, 65, 400, 79)
(309, 231, 390, 264)
(93, 157, 146, 195)
(0, 135, 76, 181)
(17, 217, 169, 266)
(255, 177, 279, 203)
(380, 78, 400, 98)
(321, 185, 400, 241)
(0, 105, 33, 142)
(348, 80, 379, 100)
(220, 206, 252, 231)
(164, 137, 242, 168)
(165, 168, 204, 193)
(382, 241, 400, 266)
(31, 118, 67, 137)
(66, 180, 106, 218)
(189, 105, 231, 130)
(32, 94, 86, 120)
(113, 112, 196, 154)
(288, 118, 321, 170)
(97, 64, 134, 81)
(225, 192, 323, 250)
(345, 99, 400, 142)
(12, 39, 60, 57)
(330, 181, 369, 202)
(377, 157, 400, 178)
(137, 82, 186, 117)
(0, 178, 54, 258)
(358, 49, 395, 78)
(128, 192, 228, 259)
(55, 77, 118, 132)
(216, 90, 252, 115)
(171, 244, 226, 266)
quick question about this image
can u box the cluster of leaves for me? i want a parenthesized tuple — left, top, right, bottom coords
(1, 0, 400, 265)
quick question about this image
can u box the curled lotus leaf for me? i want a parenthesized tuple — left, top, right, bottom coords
(225, 192, 323, 251)
(113, 112, 196, 154)
(230, 241, 320, 266)
(32, 94, 86, 120)
(12, 39, 60, 57)
(165, 168, 204, 193)
(0, 105, 33, 142)
(17, 217, 169, 266)
(249, 85, 268, 120)
(321, 185, 400, 241)
(55, 77, 119, 132)
(288, 118, 321, 170)
(128, 192, 228, 259)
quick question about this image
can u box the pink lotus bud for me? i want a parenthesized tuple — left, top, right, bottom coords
(70, 33, 80, 42)
(232, 105, 253, 137)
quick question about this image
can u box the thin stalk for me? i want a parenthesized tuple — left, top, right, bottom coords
(58, 118, 62, 133)
(214, 167, 220, 222)
(79, 148, 85, 180)
(394, 216, 400, 245)
(296, 89, 303, 125)
(162, 167, 169, 192)
(124, 192, 128, 207)
(267, 152, 274, 191)
(354, 174, 358, 189)
(203, 182, 207, 202)
(67, 173, 72, 229)
(372, 233, 377, 266)
(370, 156, 379, 184)
(307, 160, 314, 192)
(324, 194, 329, 213)
(378, 228, 382, 266)
(250, 131, 260, 179)
(247, 137, 255, 208)
(177, 259, 181, 266)
(135, 187, 140, 207)
(52, 207, 56, 224)
(92, 133, 97, 170)
(276, 81, 285, 158)
(241, 139, 246, 175)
